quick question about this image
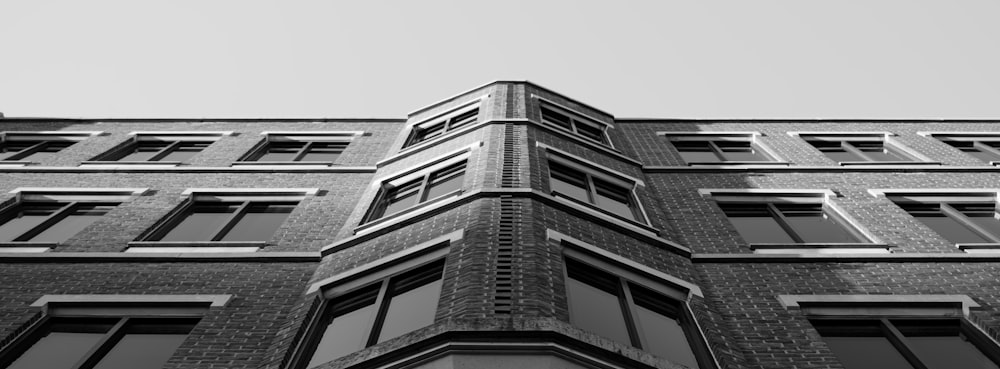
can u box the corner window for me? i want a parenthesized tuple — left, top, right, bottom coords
(885, 193, 1000, 244)
(365, 160, 466, 223)
(661, 132, 779, 164)
(302, 259, 445, 368)
(0, 188, 145, 244)
(88, 132, 232, 164)
(793, 132, 927, 164)
(920, 132, 1000, 164)
(236, 132, 361, 165)
(544, 150, 646, 224)
(0, 131, 101, 163)
(142, 189, 316, 243)
(703, 190, 869, 245)
(538, 100, 611, 146)
(404, 100, 481, 148)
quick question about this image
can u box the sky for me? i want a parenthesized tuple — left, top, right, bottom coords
(1, 0, 999, 119)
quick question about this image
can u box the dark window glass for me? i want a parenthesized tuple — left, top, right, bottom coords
(894, 320, 1000, 369)
(719, 202, 862, 243)
(540, 106, 573, 130)
(29, 204, 117, 243)
(305, 261, 445, 368)
(548, 162, 590, 203)
(901, 203, 991, 243)
(0, 202, 118, 243)
(369, 162, 466, 221)
(852, 141, 908, 161)
(0, 203, 65, 242)
(0, 141, 75, 162)
(6, 319, 116, 369)
(111, 141, 210, 162)
(405, 108, 479, 147)
(778, 203, 861, 243)
(715, 141, 770, 161)
(117, 142, 171, 161)
(249, 141, 346, 162)
(91, 320, 197, 369)
(153, 200, 298, 242)
(672, 141, 720, 163)
(720, 203, 797, 243)
(547, 160, 643, 222)
(630, 284, 699, 369)
(809, 140, 864, 162)
(594, 179, 636, 221)
(380, 180, 422, 217)
(423, 163, 465, 201)
(895, 201, 1000, 244)
(298, 143, 346, 162)
(575, 122, 605, 143)
(565, 260, 631, 346)
(942, 141, 1000, 162)
(673, 140, 771, 163)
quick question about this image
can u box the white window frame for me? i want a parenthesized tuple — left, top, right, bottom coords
(918, 132, 1000, 165)
(869, 189, 1000, 252)
(401, 95, 487, 151)
(0, 131, 103, 167)
(232, 131, 364, 167)
(128, 188, 318, 252)
(0, 187, 148, 252)
(82, 131, 234, 167)
(658, 131, 786, 166)
(788, 131, 936, 165)
(699, 189, 884, 253)
(539, 143, 651, 227)
(534, 95, 614, 149)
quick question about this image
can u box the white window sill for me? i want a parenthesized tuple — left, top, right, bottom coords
(751, 243, 892, 254)
(355, 189, 464, 235)
(124, 247, 261, 253)
(231, 161, 334, 168)
(80, 161, 182, 168)
(957, 243, 1000, 253)
(127, 241, 266, 250)
(838, 161, 941, 166)
(686, 161, 791, 167)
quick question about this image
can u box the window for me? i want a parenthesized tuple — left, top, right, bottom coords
(0, 188, 145, 244)
(884, 193, 1000, 244)
(404, 100, 481, 148)
(87, 132, 232, 164)
(544, 149, 646, 223)
(236, 132, 361, 165)
(0, 295, 228, 369)
(141, 189, 316, 243)
(365, 161, 466, 222)
(703, 190, 869, 245)
(0, 131, 101, 163)
(794, 133, 926, 164)
(920, 132, 1000, 164)
(538, 100, 611, 145)
(812, 319, 1000, 369)
(301, 260, 445, 368)
(661, 132, 779, 164)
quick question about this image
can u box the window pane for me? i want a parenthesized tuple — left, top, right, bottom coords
(541, 106, 573, 130)
(308, 286, 380, 368)
(410, 123, 445, 145)
(721, 204, 796, 243)
(594, 179, 636, 221)
(812, 320, 915, 369)
(956, 203, 1000, 241)
(92, 320, 197, 369)
(894, 320, 1000, 369)
(809, 140, 862, 162)
(447, 108, 478, 129)
(29, 204, 118, 243)
(376, 278, 443, 343)
(298, 143, 345, 162)
(574, 122, 605, 143)
(7, 319, 115, 369)
(117, 142, 170, 161)
(778, 204, 861, 243)
(255, 142, 306, 161)
(716, 141, 770, 161)
(672, 141, 720, 163)
(220, 202, 296, 241)
(157, 203, 239, 241)
(565, 261, 631, 346)
(853, 141, 910, 161)
(424, 164, 465, 201)
(0, 203, 65, 242)
(380, 181, 421, 217)
(630, 284, 699, 368)
(156, 142, 210, 162)
(19, 142, 74, 161)
(549, 162, 590, 203)
(902, 204, 990, 244)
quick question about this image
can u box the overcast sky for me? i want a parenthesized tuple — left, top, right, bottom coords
(1, 0, 999, 119)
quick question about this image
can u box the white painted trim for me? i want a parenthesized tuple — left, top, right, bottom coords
(307, 229, 462, 295)
(777, 294, 980, 316)
(537, 143, 644, 186)
(918, 131, 1000, 138)
(2, 131, 103, 140)
(548, 193, 657, 232)
(532, 95, 612, 127)
(787, 131, 895, 137)
(259, 131, 365, 137)
(79, 163, 181, 169)
(0, 247, 49, 253)
(407, 94, 489, 128)
(124, 247, 261, 253)
(10, 187, 149, 196)
(868, 188, 1000, 197)
(31, 294, 232, 308)
(375, 142, 479, 185)
(698, 188, 836, 199)
(127, 131, 235, 140)
(658, 131, 763, 137)
(180, 188, 320, 196)
(754, 248, 891, 255)
(547, 229, 701, 297)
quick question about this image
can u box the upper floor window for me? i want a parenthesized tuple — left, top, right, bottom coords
(404, 99, 481, 148)
(537, 99, 611, 146)
(0, 188, 145, 244)
(883, 192, 1000, 245)
(793, 132, 928, 165)
(548, 160, 643, 222)
(0, 131, 101, 163)
(920, 132, 1000, 164)
(364, 155, 467, 223)
(237, 132, 361, 165)
(87, 132, 232, 164)
(703, 190, 869, 245)
(661, 132, 780, 164)
(142, 188, 316, 243)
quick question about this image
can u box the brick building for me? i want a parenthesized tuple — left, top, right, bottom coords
(1, 81, 999, 369)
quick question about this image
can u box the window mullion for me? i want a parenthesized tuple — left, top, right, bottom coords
(70, 317, 130, 369)
(211, 201, 250, 241)
(618, 280, 645, 350)
(768, 203, 805, 243)
(843, 142, 874, 161)
(8, 142, 47, 160)
(292, 142, 313, 161)
(708, 141, 727, 161)
(976, 142, 1000, 159)
(365, 280, 393, 347)
(148, 141, 181, 161)
(14, 202, 77, 242)
(584, 174, 597, 205)
(941, 203, 1000, 243)
(416, 173, 431, 202)
(879, 319, 931, 369)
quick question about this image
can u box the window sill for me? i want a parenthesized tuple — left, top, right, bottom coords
(687, 161, 791, 167)
(751, 243, 893, 254)
(127, 241, 266, 252)
(549, 193, 661, 237)
(838, 161, 941, 166)
(957, 243, 1000, 253)
(80, 161, 182, 168)
(0, 243, 54, 253)
(231, 161, 334, 167)
(0, 161, 31, 167)
(355, 189, 464, 235)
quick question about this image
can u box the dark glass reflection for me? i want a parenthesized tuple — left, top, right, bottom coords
(6, 319, 116, 369)
(631, 284, 699, 368)
(220, 202, 296, 241)
(721, 204, 795, 243)
(565, 260, 631, 346)
(29, 204, 118, 243)
(549, 162, 590, 203)
(813, 320, 915, 369)
(255, 142, 306, 161)
(894, 320, 1000, 369)
(307, 286, 380, 368)
(778, 204, 860, 243)
(157, 203, 239, 241)
(0, 203, 65, 242)
(594, 179, 635, 221)
(92, 320, 197, 369)
(541, 106, 573, 130)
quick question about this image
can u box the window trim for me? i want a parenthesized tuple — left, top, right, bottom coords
(659, 131, 787, 166)
(401, 95, 487, 151)
(551, 230, 717, 369)
(700, 189, 884, 252)
(870, 189, 1000, 251)
(919, 132, 1000, 165)
(0, 188, 147, 250)
(131, 188, 317, 251)
(0, 131, 103, 166)
(292, 234, 455, 369)
(789, 131, 937, 165)
(82, 131, 233, 167)
(233, 131, 363, 167)
(539, 143, 650, 226)
(534, 95, 614, 148)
